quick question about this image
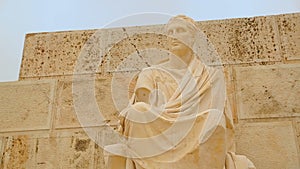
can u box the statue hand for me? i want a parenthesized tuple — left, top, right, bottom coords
(135, 87, 150, 104)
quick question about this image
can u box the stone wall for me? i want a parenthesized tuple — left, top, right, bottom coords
(0, 13, 299, 169)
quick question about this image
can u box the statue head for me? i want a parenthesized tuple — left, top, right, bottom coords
(165, 15, 199, 62)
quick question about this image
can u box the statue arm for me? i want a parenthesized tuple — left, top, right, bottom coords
(135, 87, 150, 104)
(134, 68, 154, 105)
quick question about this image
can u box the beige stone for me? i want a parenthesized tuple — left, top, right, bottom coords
(0, 80, 55, 132)
(296, 121, 300, 157)
(276, 13, 300, 60)
(20, 14, 294, 80)
(55, 80, 81, 128)
(0, 129, 105, 169)
(55, 77, 119, 129)
(0, 137, 3, 167)
(105, 26, 171, 72)
(20, 30, 96, 79)
(224, 65, 238, 123)
(198, 16, 281, 64)
(35, 130, 96, 169)
(235, 64, 300, 119)
(92, 125, 121, 169)
(0, 135, 36, 169)
(94, 143, 107, 169)
(20, 25, 170, 80)
(235, 121, 300, 169)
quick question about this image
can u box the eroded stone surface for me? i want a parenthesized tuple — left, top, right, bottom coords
(20, 30, 96, 79)
(105, 26, 170, 72)
(296, 121, 300, 158)
(235, 64, 300, 119)
(223, 65, 238, 123)
(276, 13, 300, 60)
(19, 14, 293, 80)
(55, 80, 81, 128)
(0, 129, 112, 169)
(0, 80, 55, 132)
(198, 16, 281, 64)
(94, 143, 107, 169)
(20, 25, 169, 79)
(0, 137, 3, 167)
(55, 77, 119, 129)
(35, 130, 96, 169)
(236, 121, 300, 169)
(0, 135, 35, 169)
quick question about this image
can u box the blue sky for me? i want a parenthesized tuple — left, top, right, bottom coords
(0, 0, 299, 82)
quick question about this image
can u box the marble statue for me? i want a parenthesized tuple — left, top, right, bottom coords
(106, 15, 256, 169)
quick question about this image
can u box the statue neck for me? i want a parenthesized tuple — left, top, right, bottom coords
(168, 51, 193, 69)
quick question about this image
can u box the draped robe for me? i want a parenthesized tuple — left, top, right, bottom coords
(106, 57, 255, 169)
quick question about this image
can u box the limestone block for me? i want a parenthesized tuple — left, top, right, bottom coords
(105, 25, 170, 72)
(0, 80, 55, 132)
(20, 14, 291, 80)
(198, 15, 281, 64)
(55, 77, 119, 129)
(235, 64, 300, 119)
(55, 80, 81, 128)
(94, 144, 107, 169)
(223, 65, 238, 123)
(0, 128, 113, 169)
(93, 125, 121, 169)
(236, 121, 300, 169)
(35, 130, 96, 169)
(276, 13, 300, 60)
(20, 25, 167, 79)
(20, 30, 96, 79)
(296, 121, 300, 154)
(0, 137, 3, 167)
(0, 135, 36, 169)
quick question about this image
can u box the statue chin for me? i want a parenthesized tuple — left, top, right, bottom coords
(170, 47, 193, 64)
(171, 45, 189, 57)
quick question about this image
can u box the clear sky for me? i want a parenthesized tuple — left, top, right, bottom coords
(0, 0, 299, 82)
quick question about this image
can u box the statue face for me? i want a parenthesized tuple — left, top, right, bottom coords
(166, 19, 196, 55)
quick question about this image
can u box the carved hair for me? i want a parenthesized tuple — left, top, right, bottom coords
(166, 15, 199, 34)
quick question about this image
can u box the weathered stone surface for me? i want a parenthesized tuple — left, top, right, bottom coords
(0, 135, 35, 169)
(0, 137, 3, 167)
(235, 64, 300, 119)
(0, 130, 105, 169)
(94, 143, 107, 169)
(20, 30, 96, 79)
(296, 121, 300, 157)
(224, 65, 238, 123)
(19, 13, 296, 80)
(0, 80, 55, 132)
(236, 121, 300, 169)
(276, 13, 300, 60)
(55, 80, 81, 128)
(198, 15, 281, 64)
(20, 25, 167, 79)
(105, 25, 170, 72)
(35, 130, 96, 169)
(55, 77, 119, 129)
(93, 125, 121, 169)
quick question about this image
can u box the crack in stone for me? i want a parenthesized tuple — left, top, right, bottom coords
(122, 27, 151, 67)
